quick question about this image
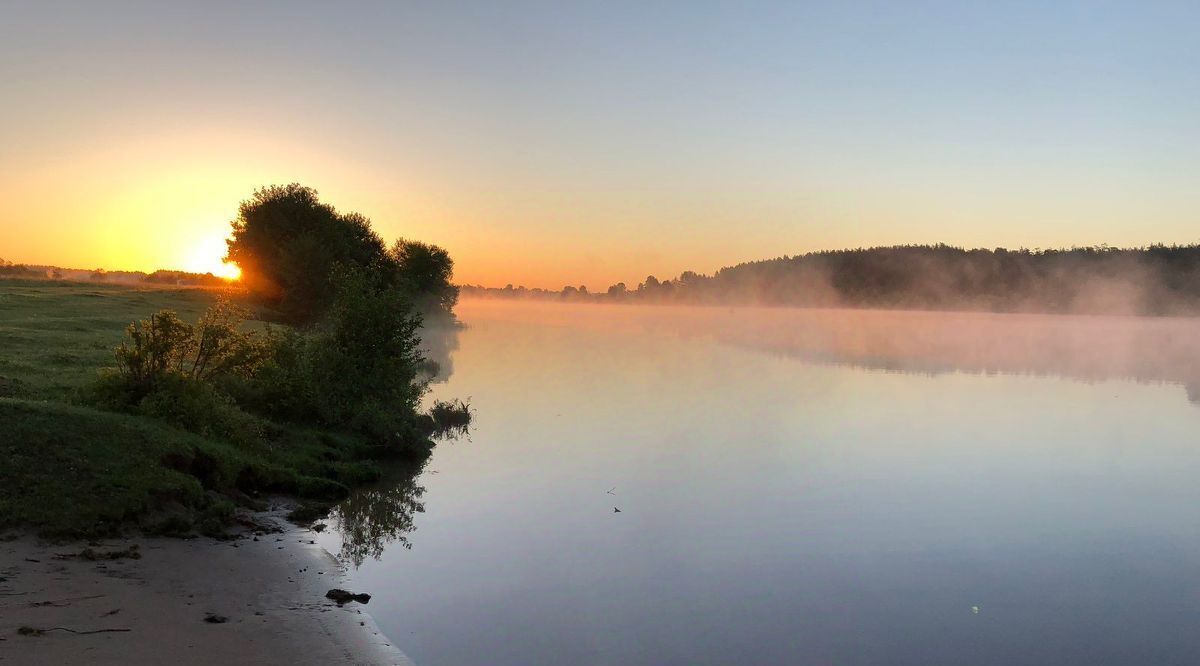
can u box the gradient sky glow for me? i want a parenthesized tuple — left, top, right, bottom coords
(2, 1, 1198, 288)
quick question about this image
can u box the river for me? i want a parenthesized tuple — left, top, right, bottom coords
(317, 299, 1200, 665)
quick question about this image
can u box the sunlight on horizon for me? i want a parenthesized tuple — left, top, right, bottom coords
(3, 2, 1199, 289)
(183, 232, 241, 280)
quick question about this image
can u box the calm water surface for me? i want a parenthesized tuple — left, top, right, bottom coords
(318, 300, 1200, 665)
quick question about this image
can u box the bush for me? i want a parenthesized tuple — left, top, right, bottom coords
(134, 375, 263, 449)
(91, 300, 272, 450)
(113, 310, 194, 395)
(94, 280, 439, 458)
(111, 300, 268, 399)
(428, 398, 472, 439)
(227, 269, 434, 454)
(300, 265, 429, 450)
(223, 326, 314, 422)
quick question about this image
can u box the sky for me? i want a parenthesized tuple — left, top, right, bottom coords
(2, 1, 1198, 289)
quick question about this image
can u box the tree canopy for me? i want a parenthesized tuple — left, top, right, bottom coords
(226, 184, 388, 321)
(225, 184, 457, 323)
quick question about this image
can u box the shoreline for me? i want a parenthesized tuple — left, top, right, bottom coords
(0, 508, 412, 665)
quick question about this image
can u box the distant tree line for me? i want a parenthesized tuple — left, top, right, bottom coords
(0, 261, 234, 286)
(462, 244, 1200, 316)
(143, 270, 230, 287)
(0, 259, 48, 279)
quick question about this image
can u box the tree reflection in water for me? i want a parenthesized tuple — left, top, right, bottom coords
(334, 323, 465, 567)
(333, 457, 429, 567)
(419, 322, 461, 385)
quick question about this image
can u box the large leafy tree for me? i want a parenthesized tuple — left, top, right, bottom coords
(225, 184, 388, 322)
(227, 183, 461, 324)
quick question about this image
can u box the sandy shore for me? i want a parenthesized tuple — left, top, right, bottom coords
(0, 511, 412, 665)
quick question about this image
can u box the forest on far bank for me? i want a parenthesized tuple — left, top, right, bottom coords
(463, 244, 1200, 316)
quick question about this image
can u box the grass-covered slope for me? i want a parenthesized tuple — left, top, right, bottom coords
(1, 398, 221, 536)
(0, 279, 393, 537)
(0, 397, 389, 538)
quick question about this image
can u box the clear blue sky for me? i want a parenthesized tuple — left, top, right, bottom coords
(2, 1, 1197, 287)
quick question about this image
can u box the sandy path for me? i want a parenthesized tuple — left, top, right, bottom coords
(0, 515, 413, 665)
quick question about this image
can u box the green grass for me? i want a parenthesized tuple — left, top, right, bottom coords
(1, 398, 218, 536)
(0, 397, 386, 537)
(0, 278, 390, 537)
(0, 279, 222, 399)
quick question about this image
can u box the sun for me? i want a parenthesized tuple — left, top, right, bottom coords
(212, 261, 242, 281)
(184, 233, 241, 280)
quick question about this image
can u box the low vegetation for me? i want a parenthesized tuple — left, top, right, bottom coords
(0, 279, 222, 399)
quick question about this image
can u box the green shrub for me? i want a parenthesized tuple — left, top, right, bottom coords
(110, 300, 269, 398)
(113, 310, 193, 395)
(226, 327, 314, 423)
(236, 265, 435, 454)
(136, 374, 263, 448)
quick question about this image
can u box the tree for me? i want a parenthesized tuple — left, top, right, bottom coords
(389, 239, 458, 319)
(303, 265, 428, 446)
(225, 184, 388, 322)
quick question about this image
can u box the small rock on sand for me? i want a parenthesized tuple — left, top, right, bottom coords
(325, 589, 371, 606)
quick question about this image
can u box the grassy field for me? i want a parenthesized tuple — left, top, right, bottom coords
(0, 279, 382, 537)
(0, 279, 223, 399)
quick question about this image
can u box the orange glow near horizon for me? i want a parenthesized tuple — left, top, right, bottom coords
(4, 5, 1200, 291)
(2, 132, 1198, 290)
(2, 125, 1198, 291)
(182, 232, 241, 280)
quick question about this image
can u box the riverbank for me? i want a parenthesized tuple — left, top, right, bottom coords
(0, 280, 447, 539)
(0, 509, 411, 665)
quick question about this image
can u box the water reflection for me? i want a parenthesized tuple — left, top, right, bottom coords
(325, 301, 1200, 665)
(331, 324, 463, 567)
(695, 309, 1200, 403)
(340, 304, 1200, 568)
(332, 458, 428, 567)
(419, 322, 461, 385)
(460, 301, 1200, 404)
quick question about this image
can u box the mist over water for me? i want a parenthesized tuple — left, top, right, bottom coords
(456, 300, 1200, 404)
(321, 300, 1200, 665)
